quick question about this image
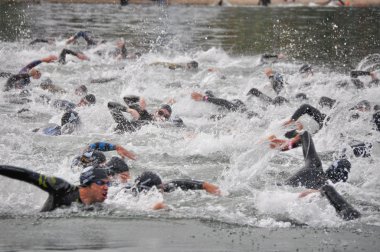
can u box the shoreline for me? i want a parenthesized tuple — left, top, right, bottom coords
(1, 217, 379, 251)
(7, 0, 380, 7)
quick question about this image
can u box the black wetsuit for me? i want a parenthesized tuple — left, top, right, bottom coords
(284, 132, 360, 220)
(269, 72, 284, 95)
(284, 104, 326, 140)
(59, 49, 80, 64)
(203, 95, 259, 118)
(162, 179, 204, 192)
(4, 60, 43, 91)
(0, 165, 81, 212)
(72, 31, 97, 46)
(247, 88, 289, 106)
(108, 102, 184, 133)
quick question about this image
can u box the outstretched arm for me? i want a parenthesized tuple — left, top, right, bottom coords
(88, 142, 136, 160)
(285, 104, 325, 129)
(0, 165, 72, 194)
(162, 179, 220, 195)
(191, 92, 238, 111)
(67, 31, 96, 46)
(19, 55, 57, 74)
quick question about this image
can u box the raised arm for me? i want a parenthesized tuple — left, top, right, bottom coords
(59, 49, 88, 64)
(286, 104, 325, 129)
(0, 165, 72, 194)
(67, 31, 96, 46)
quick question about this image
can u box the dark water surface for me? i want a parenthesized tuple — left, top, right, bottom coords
(1, 2, 379, 70)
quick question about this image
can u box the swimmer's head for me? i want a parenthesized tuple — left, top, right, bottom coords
(123, 95, 140, 105)
(80, 150, 106, 167)
(79, 166, 109, 189)
(186, 61, 198, 69)
(295, 93, 308, 101)
(61, 110, 80, 126)
(29, 69, 41, 79)
(350, 100, 371, 112)
(326, 159, 351, 183)
(78, 94, 96, 106)
(299, 64, 313, 74)
(155, 104, 172, 121)
(75, 85, 88, 96)
(106, 157, 129, 175)
(133, 171, 162, 193)
(264, 68, 273, 77)
(319, 96, 336, 109)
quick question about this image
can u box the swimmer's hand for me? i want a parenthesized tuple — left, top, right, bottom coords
(66, 36, 75, 44)
(76, 53, 89, 61)
(42, 55, 58, 63)
(202, 182, 221, 196)
(191, 92, 204, 101)
(127, 108, 140, 120)
(116, 145, 137, 160)
(152, 201, 167, 210)
(298, 189, 320, 198)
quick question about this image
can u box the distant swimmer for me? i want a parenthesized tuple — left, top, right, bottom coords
(0, 165, 109, 212)
(350, 70, 379, 89)
(71, 141, 136, 169)
(51, 94, 96, 111)
(279, 131, 360, 221)
(3, 55, 57, 91)
(108, 95, 184, 133)
(32, 110, 80, 136)
(150, 60, 198, 70)
(260, 53, 285, 64)
(191, 90, 259, 119)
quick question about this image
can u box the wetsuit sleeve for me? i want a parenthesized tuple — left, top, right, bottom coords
(247, 88, 273, 103)
(89, 142, 116, 152)
(291, 104, 325, 129)
(205, 96, 238, 111)
(59, 49, 78, 64)
(162, 179, 204, 192)
(261, 54, 278, 59)
(300, 131, 322, 169)
(29, 39, 50, 45)
(0, 165, 73, 195)
(73, 31, 96, 46)
(19, 60, 42, 74)
(320, 184, 361, 220)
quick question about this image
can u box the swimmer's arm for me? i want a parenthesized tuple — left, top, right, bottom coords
(152, 201, 167, 210)
(67, 31, 96, 46)
(163, 180, 220, 195)
(298, 189, 320, 198)
(191, 92, 236, 110)
(0, 165, 72, 194)
(19, 55, 57, 73)
(89, 142, 136, 160)
(59, 49, 88, 64)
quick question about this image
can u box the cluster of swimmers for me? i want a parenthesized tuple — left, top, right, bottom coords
(1, 31, 379, 222)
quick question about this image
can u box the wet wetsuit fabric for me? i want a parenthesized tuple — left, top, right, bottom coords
(108, 102, 150, 133)
(53, 99, 76, 111)
(29, 39, 50, 45)
(247, 88, 273, 103)
(350, 143, 373, 158)
(89, 142, 116, 152)
(42, 123, 62, 136)
(320, 184, 361, 220)
(4, 73, 31, 91)
(0, 165, 80, 212)
(285, 131, 327, 189)
(162, 179, 204, 192)
(59, 49, 79, 64)
(4, 60, 43, 91)
(291, 104, 326, 129)
(73, 31, 97, 46)
(204, 96, 239, 111)
(0, 72, 12, 78)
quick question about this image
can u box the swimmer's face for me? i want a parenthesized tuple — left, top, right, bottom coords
(89, 179, 110, 202)
(32, 70, 41, 79)
(118, 171, 130, 183)
(155, 109, 171, 121)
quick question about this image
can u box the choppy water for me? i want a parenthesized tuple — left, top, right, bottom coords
(0, 2, 379, 230)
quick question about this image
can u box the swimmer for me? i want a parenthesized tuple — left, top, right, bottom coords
(191, 91, 259, 118)
(150, 60, 198, 70)
(58, 48, 89, 64)
(246, 88, 289, 106)
(108, 96, 184, 133)
(32, 110, 80, 136)
(52, 94, 96, 111)
(4, 55, 57, 91)
(71, 142, 136, 169)
(279, 131, 360, 220)
(0, 165, 109, 212)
